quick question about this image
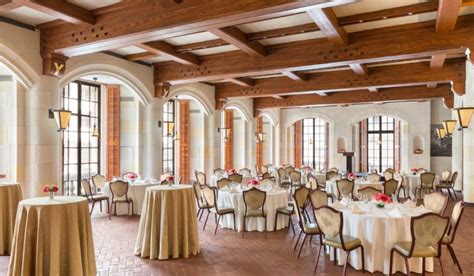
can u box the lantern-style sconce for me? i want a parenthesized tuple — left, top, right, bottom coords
(48, 109, 72, 131)
(454, 107, 474, 129)
(442, 120, 457, 136)
(91, 124, 100, 137)
(218, 127, 231, 142)
(436, 127, 447, 139)
(165, 122, 175, 136)
(255, 131, 265, 143)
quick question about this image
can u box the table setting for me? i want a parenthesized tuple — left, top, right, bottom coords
(326, 175, 384, 198)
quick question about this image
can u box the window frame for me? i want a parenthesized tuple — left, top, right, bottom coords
(162, 100, 176, 175)
(301, 118, 328, 171)
(366, 115, 395, 172)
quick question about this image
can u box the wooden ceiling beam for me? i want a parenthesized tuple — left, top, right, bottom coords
(227, 77, 254, 87)
(349, 63, 368, 75)
(215, 59, 465, 99)
(138, 41, 199, 66)
(281, 70, 306, 81)
(436, 0, 463, 33)
(157, 0, 182, 8)
(15, 0, 95, 26)
(0, 0, 20, 12)
(40, 0, 349, 56)
(430, 53, 447, 69)
(254, 84, 452, 109)
(126, 52, 159, 61)
(210, 27, 266, 58)
(175, 39, 228, 53)
(155, 15, 474, 85)
(307, 7, 347, 45)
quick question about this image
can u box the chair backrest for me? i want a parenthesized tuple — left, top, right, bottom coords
(410, 213, 449, 257)
(81, 179, 93, 197)
(110, 180, 129, 198)
(336, 179, 354, 199)
(367, 173, 381, 183)
(160, 179, 171, 185)
(213, 168, 225, 176)
(285, 166, 296, 175)
(383, 179, 398, 196)
(441, 170, 451, 182)
(217, 178, 232, 190)
(396, 177, 404, 194)
(445, 201, 464, 244)
(423, 192, 448, 215)
(307, 174, 319, 190)
(383, 170, 393, 181)
(357, 186, 381, 199)
(238, 168, 251, 176)
(309, 189, 328, 209)
(261, 166, 269, 174)
(314, 206, 343, 244)
(243, 187, 266, 213)
(228, 173, 243, 183)
(192, 182, 204, 206)
(277, 167, 287, 180)
(293, 187, 310, 226)
(420, 172, 436, 186)
(202, 185, 217, 209)
(289, 171, 301, 183)
(261, 172, 273, 180)
(326, 171, 338, 181)
(91, 174, 105, 190)
(260, 178, 274, 187)
(450, 171, 458, 186)
(195, 171, 206, 186)
(328, 167, 339, 173)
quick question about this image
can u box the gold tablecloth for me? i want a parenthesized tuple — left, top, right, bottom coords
(8, 196, 96, 276)
(134, 185, 199, 260)
(0, 183, 22, 255)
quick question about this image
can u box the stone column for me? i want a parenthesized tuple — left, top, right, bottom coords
(143, 97, 163, 179)
(204, 110, 220, 178)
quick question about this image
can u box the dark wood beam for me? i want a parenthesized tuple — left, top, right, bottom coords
(228, 77, 254, 87)
(430, 53, 447, 69)
(215, 59, 465, 99)
(436, 0, 462, 33)
(15, 0, 95, 26)
(139, 41, 199, 66)
(281, 70, 306, 81)
(254, 85, 452, 109)
(126, 52, 159, 61)
(349, 63, 368, 75)
(157, 0, 182, 7)
(307, 7, 347, 45)
(0, 0, 20, 12)
(154, 15, 474, 85)
(210, 27, 266, 58)
(40, 0, 348, 56)
(175, 39, 228, 53)
(443, 94, 454, 109)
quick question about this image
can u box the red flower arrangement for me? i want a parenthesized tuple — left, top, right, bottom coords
(347, 172, 356, 180)
(410, 168, 418, 175)
(43, 184, 59, 193)
(124, 172, 138, 182)
(229, 169, 237, 174)
(167, 175, 175, 183)
(372, 192, 392, 208)
(247, 179, 260, 186)
(0, 174, 6, 179)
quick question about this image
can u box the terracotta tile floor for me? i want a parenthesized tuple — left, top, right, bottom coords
(1, 195, 472, 275)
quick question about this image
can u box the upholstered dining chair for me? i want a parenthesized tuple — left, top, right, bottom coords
(216, 178, 232, 190)
(274, 201, 295, 234)
(383, 179, 399, 197)
(367, 173, 381, 183)
(213, 168, 226, 175)
(228, 173, 243, 183)
(437, 171, 458, 200)
(277, 167, 291, 188)
(260, 178, 275, 188)
(109, 180, 133, 219)
(81, 179, 109, 215)
(440, 170, 451, 184)
(195, 170, 206, 186)
(423, 192, 448, 215)
(309, 189, 328, 220)
(336, 179, 354, 200)
(192, 182, 210, 221)
(261, 172, 275, 181)
(328, 167, 339, 173)
(396, 177, 407, 199)
(442, 201, 464, 273)
(314, 206, 365, 275)
(357, 186, 381, 200)
(383, 170, 394, 181)
(292, 186, 321, 258)
(201, 185, 235, 234)
(242, 187, 267, 238)
(238, 168, 251, 176)
(415, 172, 436, 199)
(285, 166, 296, 175)
(91, 174, 106, 193)
(326, 170, 338, 181)
(306, 174, 319, 190)
(289, 171, 302, 188)
(389, 213, 449, 276)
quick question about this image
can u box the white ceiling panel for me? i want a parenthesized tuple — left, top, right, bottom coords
(190, 45, 238, 56)
(67, 0, 122, 10)
(344, 12, 437, 33)
(164, 32, 219, 46)
(237, 13, 313, 33)
(4, 6, 55, 26)
(112, 46, 146, 56)
(333, 0, 428, 17)
(259, 31, 325, 46)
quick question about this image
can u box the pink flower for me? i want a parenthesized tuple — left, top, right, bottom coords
(167, 176, 174, 182)
(229, 169, 236, 174)
(372, 192, 391, 203)
(43, 184, 59, 193)
(347, 173, 356, 180)
(0, 174, 6, 179)
(247, 179, 259, 186)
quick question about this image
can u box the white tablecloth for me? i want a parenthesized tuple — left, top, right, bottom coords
(403, 174, 440, 199)
(210, 175, 256, 186)
(326, 180, 384, 198)
(217, 188, 288, 232)
(104, 181, 160, 215)
(328, 202, 432, 274)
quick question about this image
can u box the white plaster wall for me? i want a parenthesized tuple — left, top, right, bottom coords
(0, 76, 15, 181)
(233, 113, 246, 170)
(262, 117, 273, 165)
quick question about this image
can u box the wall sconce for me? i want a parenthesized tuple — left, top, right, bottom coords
(165, 122, 175, 137)
(442, 120, 457, 136)
(255, 132, 265, 143)
(91, 124, 100, 137)
(454, 107, 474, 129)
(436, 127, 447, 139)
(218, 127, 231, 142)
(48, 109, 72, 131)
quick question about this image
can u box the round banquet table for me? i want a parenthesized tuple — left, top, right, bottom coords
(104, 181, 159, 215)
(402, 174, 440, 199)
(326, 180, 384, 198)
(327, 201, 432, 274)
(8, 196, 96, 276)
(0, 183, 22, 255)
(210, 174, 256, 186)
(134, 185, 199, 260)
(217, 187, 289, 232)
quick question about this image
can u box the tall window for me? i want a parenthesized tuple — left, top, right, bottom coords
(367, 116, 395, 172)
(162, 100, 175, 174)
(301, 118, 328, 170)
(63, 81, 101, 195)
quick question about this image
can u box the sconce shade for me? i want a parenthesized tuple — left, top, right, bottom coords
(218, 127, 231, 142)
(455, 107, 474, 129)
(436, 127, 447, 139)
(92, 124, 100, 137)
(255, 132, 265, 143)
(166, 122, 175, 136)
(50, 109, 72, 131)
(442, 120, 457, 135)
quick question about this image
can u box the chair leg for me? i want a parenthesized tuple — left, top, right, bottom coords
(314, 242, 323, 274)
(360, 246, 365, 273)
(446, 188, 453, 201)
(232, 213, 236, 231)
(333, 247, 337, 265)
(289, 216, 295, 235)
(343, 249, 350, 276)
(274, 213, 279, 231)
(403, 256, 410, 275)
(90, 201, 96, 215)
(447, 244, 463, 273)
(106, 199, 110, 214)
(100, 200, 103, 212)
(131, 201, 134, 216)
(199, 209, 205, 221)
(196, 208, 201, 218)
(214, 215, 221, 235)
(439, 256, 445, 276)
(451, 188, 458, 199)
(389, 249, 394, 276)
(109, 203, 113, 220)
(203, 211, 210, 231)
(127, 203, 130, 219)
(242, 216, 246, 238)
(294, 230, 303, 251)
(422, 257, 425, 276)
(297, 234, 308, 258)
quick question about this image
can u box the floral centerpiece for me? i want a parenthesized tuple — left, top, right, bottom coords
(347, 172, 356, 181)
(228, 168, 237, 174)
(372, 192, 392, 208)
(0, 174, 6, 179)
(43, 184, 59, 200)
(410, 167, 418, 175)
(166, 175, 175, 186)
(124, 172, 138, 183)
(248, 179, 260, 186)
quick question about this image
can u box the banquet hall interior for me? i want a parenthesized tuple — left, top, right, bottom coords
(1, 0, 474, 275)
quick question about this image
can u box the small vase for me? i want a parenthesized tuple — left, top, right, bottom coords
(48, 192, 54, 200)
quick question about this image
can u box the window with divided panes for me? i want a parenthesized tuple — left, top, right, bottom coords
(301, 118, 328, 171)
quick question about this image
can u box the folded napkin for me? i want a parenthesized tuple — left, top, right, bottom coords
(230, 188, 239, 193)
(221, 186, 230, 191)
(351, 204, 365, 214)
(403, 199, 416, 208)
(332, 201, 345, 209)
(387, 207, 403, 218)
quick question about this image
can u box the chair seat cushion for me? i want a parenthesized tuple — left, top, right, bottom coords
(199, 202, 210, 208)
(418, 184, 433, 189)
(217, 207, 234, 214)
(113, 198, 132, 203)
(437, 184, 451, 189)
(303, 223, 320, 234)
(246, 209, 266, 217)
(324, 235, 361, 250)
(91, 194, 108, 201)
(276, 206, 294, 215)
(393, 242, 438, 257)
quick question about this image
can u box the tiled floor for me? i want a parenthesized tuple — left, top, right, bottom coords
(1, 195, 471, 275)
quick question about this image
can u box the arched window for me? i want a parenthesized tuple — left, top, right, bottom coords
(162, 100, 176, 174)
(300, 118, 328, 170)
